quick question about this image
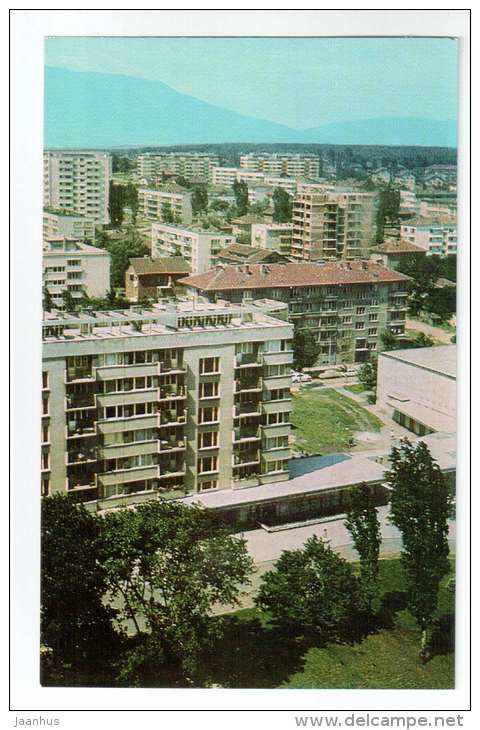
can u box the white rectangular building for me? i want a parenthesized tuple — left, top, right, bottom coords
(43, 210, 96, 243)
(151, 223, 236, 274)
(43, 237, 111, 308)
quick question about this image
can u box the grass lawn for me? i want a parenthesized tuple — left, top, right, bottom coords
(209, 560, 454, 689)
(344, 383, 367, 395)
(291, 387, 383, 454)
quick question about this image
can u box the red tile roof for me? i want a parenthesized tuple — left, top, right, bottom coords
(374, 240, 426, 254)
(179, 261, 411, 292)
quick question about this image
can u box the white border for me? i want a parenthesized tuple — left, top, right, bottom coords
(8, 5, 471, 721)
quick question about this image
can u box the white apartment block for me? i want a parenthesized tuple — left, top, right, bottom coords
(138, 188, 193, 224)
(399, 189, 417, 215)
(43, 151, 111, 225)
(264, 176, 298, 196)
(400, 217, 457, 256)
(292, 189, 376, 260)
(43, 237, 111, 307)
(41, 301, 293, 508)
(239, 153, 320, 178)
(251, 223, 293, 255)
(43, 210, 96, 243)
(151, 224, 236, 274)
(137, 153, 219, 183)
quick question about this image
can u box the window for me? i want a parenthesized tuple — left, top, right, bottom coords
(199, 381, 219, 399)
(41, 477, 50, 497)
(369, 313, 378, 322)
(42, 452, 50, 470)
(42, 425, 49, 443)
(199, 479, 218, 491)
(356, 307, 366, 315)
(266, 411, 290, 425)
(198, 431, 219, 449)
(264, 435, 288, 450)
(355, 322, 365, 330)
(368, 328, 378, 336)
(199, 407, 219, 424)
(197, 455, 218, 474)
(200, 357, 220, 374)
(42, 397, 49, 415)
(263, 459, 287, 474)
(42, 371, 49, 389)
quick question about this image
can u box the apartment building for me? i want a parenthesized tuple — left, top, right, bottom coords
(291, 188, 376, 260)
(251, 223, 293, 255)
(239, 153, 320, 178)
(400, 216, 457, 256)
(41, 301, 293, 507)
(151, 223, 236, 274)
(43, 151, 111, 225)
(125, 257, 190, 302)
(138, 187, 193, 224)
(43, 237, 111, 308)
(137, 153, 219, 183)
(180, 261, 410, 365)
(370, 240, 426, 270)
(43, 210, 96, 243)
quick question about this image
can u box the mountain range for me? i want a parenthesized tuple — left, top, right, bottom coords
(44, 67, 457, 149)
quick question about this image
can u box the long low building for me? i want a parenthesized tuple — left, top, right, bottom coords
(179, 260, 411, 365)
(376, 345, 456, 436)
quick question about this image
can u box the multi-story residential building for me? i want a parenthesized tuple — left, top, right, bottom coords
(138, 187, 193, 224)
(211, 167, 267, 188)
(370, 240, 426, 270)
(399, 189, 417, 216)
(43, 237, 111, 308)
(251, 223, 293, 255)
(180, 261, 410, 365)
(213, 244, 289, 267)
(239, 153, 320, 178)
(43, 151, 111, 225)
(291, 188, 376, 260)
(137, 153, 219, 183)
(263, 176, 298, 196)
(125, 257, 190, 302)
(151, 224, 236, 274)
(41, 301, 293, 507)
(400, 216, 457, 256)
(43, 209, 96, 243)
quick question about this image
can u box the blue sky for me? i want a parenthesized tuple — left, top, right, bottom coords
(45, 37, 457, 129)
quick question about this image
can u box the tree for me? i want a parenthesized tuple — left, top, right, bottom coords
(386, 439, 453, 662)
(109, 181, 126, 228)
(249, 199, 270, 216)
(43, 286, 54, 312)
(232, 179, 249, 217)
(191, 185, 208, 215)
(379, 328, 434, 353)
(41, 495, 119, 682)
(345, 484, 381, 612)
(375, 186, 400, 243)
(255, 536, 361, 639)
(106, 225, 149, 289)
(358, 358, 377, 391)
(272, 187, 292, 223)
(161, 201, 174, 223)
(101, 500, 253, 685)
(62, 288, 76, 312)
(292, 317, 321, 370)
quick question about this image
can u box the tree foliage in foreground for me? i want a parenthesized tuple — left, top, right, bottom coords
(345, 483, 381, 612)
(386, 439, 452, 661)
(255, 535, 361, 639)
(272, 187, 292, 223)
(292, 318, 321, 370)
(101, 500, 253, 685)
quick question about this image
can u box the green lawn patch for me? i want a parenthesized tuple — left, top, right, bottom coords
(344, 383, 367, 395)
(208, 559, 454, 689)
(291, 388, 383, 454)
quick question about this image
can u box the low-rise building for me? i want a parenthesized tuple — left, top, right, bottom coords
(239, 153, 320, 178)
(213, 244, 290, 267)
(43, 210, 96, 243)
(376, 345, 456, 436)
(370, 239, 427, 270)
(400, 216, 457, 256)
(125, 257, 191, 302)
(138, 187, 193, 224)
(180, 260, 410, 365)
(43, 237, 111, 308)
(251, 222, 293, 255)
(151, 224, 236, 274)
(41, 300, 293, 506)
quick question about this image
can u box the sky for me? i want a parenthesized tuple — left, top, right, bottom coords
(45, 36, 458, 129)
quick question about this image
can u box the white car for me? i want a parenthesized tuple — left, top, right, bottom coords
(300, 373, 312, 382)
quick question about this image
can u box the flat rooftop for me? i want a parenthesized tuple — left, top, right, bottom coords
(380, 345, 456, 379)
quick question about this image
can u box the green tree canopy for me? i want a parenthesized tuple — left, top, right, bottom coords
(232, 180, 249, 217)
(272, 187, 292, 223)
(292, 318, 321, 370)
(345, 483, 382, 612)
(191, 185, 209, 215)
(386, 439, 453, 661)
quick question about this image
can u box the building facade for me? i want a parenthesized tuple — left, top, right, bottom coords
(43, 237, 111, 307)
(291, 188, 376, 260)
(137, 153, 219, 183)
(180, 261, 410, 365)
(43, 210, 96, 243)
(151, 223, 236, 274)
(138, 187, 193, 224)
(251, 223, 293, 255)
(239, 153, 320, 178)
(125, 257, 190, 302)
(41, 301, 293, 508)
(400, 217, 457, 256)
(43, 151, 111, 225)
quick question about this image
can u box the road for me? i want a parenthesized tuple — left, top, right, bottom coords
(406, 318, 454, 345)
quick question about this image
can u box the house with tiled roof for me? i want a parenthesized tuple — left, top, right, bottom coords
(180, 261, 411, 365)
(125, 256, 190, 302)
(370, 239, 427, 270)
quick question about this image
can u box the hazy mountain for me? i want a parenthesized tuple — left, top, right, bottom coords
(44, 67, 457, 149)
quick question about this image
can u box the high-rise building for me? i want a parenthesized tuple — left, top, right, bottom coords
(41, 301, 293, 507)
(43, 151, 111, 225)
(239, 153, 320, 178)
(291, 188, 376, 260)
(151, 224, 236, 274)
(180, 260, 410, 365)
(137, 153, 219, 183)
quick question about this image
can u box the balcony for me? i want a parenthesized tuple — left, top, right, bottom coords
(234, 378, 262, 393)
(234, 402, 262, 418)
(158, 410, 186, 428)
(98, 465, 159, 487)
(158, 437, 186, 453)
(65, 368, 94, 383)
(235, 352, 262, 368)
(65, 394, 96, 411)
(262, 350, 294, 366)
(233, 426, 261, 442)
(96, 389, 158, 409)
